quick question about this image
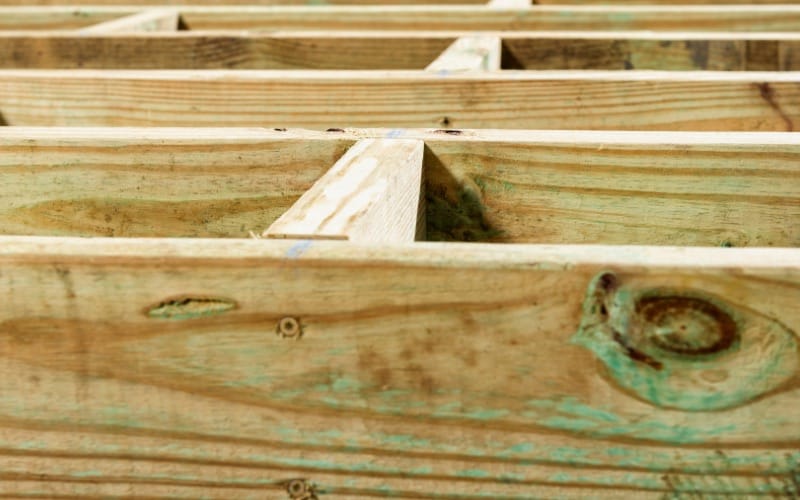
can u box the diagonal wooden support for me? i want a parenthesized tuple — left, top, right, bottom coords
(264, 139, 425, 244)
(78, 8, 181, 33)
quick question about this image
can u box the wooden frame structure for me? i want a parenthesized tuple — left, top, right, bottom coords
(1, 1, 799, 498)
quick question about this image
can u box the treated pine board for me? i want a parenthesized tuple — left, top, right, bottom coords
(425, 35, 502, 72)
(0, 32, 454, 70)
(6, 6, 800, 32)
(0, 70, 798, 131)
(265, 139, 424, 243)
(0, 237, 797, 498)
(78, 8, 180, 33)
(0, 127, 353, 238)
(5, 31, 800, 71)
(1, 127, 797, 247)
(174, 6, 800, 32)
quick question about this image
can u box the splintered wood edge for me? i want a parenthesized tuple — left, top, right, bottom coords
(264, 139, 424, 243)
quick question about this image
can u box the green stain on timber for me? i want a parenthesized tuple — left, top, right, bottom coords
(456, 468, 491, 479)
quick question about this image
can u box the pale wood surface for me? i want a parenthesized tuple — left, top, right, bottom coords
(78, 8, 180, 33)
(265, 139, 425, 243)
(1, 127, 797, 247)
(0, 236, 797, 498)
(425, 35, 502, 72)
(1, 70, 798, 131)
(0, 127, 353, 237)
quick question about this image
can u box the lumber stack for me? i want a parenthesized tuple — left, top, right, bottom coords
(0, 1, 798, 498)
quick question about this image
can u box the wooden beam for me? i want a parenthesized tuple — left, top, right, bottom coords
(6, 5, 800, 32)
(265, 139, 425, 243)
(78, 8, 181, 33)
(0, 70, 798, 131)
(0, 236, 797, 497)
(3, 31, 800, 71)
(0, 32, 454, 70)
(1, 127, 797, 247)
(425, 35, 502, 72)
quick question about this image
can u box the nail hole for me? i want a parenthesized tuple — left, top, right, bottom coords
(277, 316, 302, 339)
(325, 128, 344, 133)
(439, 116, 451, 127)
(273, 128, 287, 132)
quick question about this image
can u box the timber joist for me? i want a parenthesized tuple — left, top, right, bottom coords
(1, 1, 799, 499)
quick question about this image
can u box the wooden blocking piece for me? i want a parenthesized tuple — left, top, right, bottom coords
(78, 8, 181, 33)
(425, 35, 502, 72)
(265, 139, 425, 243)
(487, 0, 530, 7)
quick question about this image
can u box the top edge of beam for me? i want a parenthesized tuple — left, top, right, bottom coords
(0, 236, 798, 269)
(2, 126, 800, 146)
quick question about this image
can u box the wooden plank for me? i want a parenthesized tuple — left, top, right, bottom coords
(6, 5, 800, 32)
(5, 31, 800, 71)
(425, 35, 502, 72)
(0, 236, 797, 498)
(173, 6, 800, 32)
(1, 127, 797, 247)
(488, 0, 530, 7)
(265, 139, 425, 243)
(0, 70, 798, 131)
(78, 8, 181, 33)
(0, 32, 454, 70)
(0, 127, 353, 237)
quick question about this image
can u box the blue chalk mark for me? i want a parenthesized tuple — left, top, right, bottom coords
(437, 69, 450, 77)
(386, 129, 404, 139)
(286, 239, 313, 259)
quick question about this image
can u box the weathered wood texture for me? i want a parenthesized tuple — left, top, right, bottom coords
(0, 71, 797, 130)
(266, 139, 425, 243)
(0, 237, 797, 498)
(4, 32, 800, 71)
(0, 33, 454, 70)
(78, 8, 180, 33)
(1, 127, 797, 247)
(6, 6, 800, 32)
(0, 128, 353, 237)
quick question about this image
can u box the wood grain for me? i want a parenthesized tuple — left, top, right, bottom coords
(78, 8, 180, 33)
(0, 127, 353, 237)
(0, 32, 453, 70)
(0, 237, 797, 498)
(4, 31, 800, 71)
(1, 127, 797, 247)
(265, 139, 425, 243)
(1, 70, 798, 131)
(173, 6, 800, 32)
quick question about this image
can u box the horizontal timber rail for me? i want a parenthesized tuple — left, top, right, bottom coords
(6, 5, 800, 31)
(0, 235, 797, 498)
(1, 127, 797, 246)
(0, 70, 798, 130)
(5, 31, 800, 70)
